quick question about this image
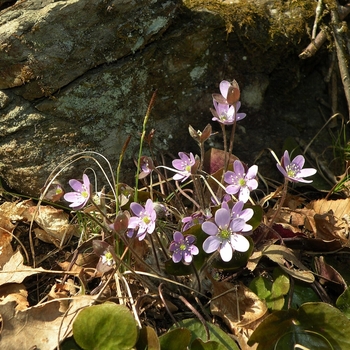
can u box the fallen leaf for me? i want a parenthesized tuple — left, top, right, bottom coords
(0, 283, 28, 311)
(262, 245, 314, 283)
(0, 296, 94, 349)
(310, 198, 350, 243)
(210, 280, 267, 332)
(26, 205, 77, 246)
(0, 250, 47, 285)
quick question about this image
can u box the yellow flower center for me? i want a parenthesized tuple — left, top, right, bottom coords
(143, 216, 151, 224)
(219, 229, 231, 240)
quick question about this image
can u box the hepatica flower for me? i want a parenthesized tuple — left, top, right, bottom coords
(202, 208, 250, 262)
(169, 231, 199, 264)
(172, 152, 196, 182)
(64, 174, 90, 210)
(223, 200, 253, 233)
(127, 199, 157, 240)
(277, 150, 317, 183)
(211, 100, 247, 125)
(224, 160, 258, 203)
(210, 101, 236, 125)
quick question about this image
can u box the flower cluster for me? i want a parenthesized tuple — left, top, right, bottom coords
(60, 78, 317, 273)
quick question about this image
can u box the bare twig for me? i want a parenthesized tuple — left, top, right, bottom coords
(312, 0, 323, 40)
(329, 2, 350, 120)
(299, 3, 350, 59)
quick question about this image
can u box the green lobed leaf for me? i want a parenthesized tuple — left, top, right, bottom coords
(336, 287, 350, 319)
(191, 338, 228, 350)
(136, 326, 160, 350)
(248, 302, 350, 350)
(171, 318, 239, 350)
(289, 281, 320, 309)
(158, 328, 191, 350)
(73, 303, 138, 350)
(249, 276, 272, 301)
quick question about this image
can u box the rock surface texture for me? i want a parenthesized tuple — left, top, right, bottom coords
(0, 0, 339, 196)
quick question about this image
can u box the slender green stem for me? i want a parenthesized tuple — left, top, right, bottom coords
(134, 90, 157, 202)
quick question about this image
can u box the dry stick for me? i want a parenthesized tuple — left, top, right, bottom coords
(312, 0, 324, 39)
(329, 3, 350, 121)
(299, 3, 350, 59)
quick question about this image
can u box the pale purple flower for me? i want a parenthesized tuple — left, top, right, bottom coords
(101, 250, 115, 266)
(210, 100, 236, 125)
(277, 150, 317, 183)
(63, 174, 91, 210)
(202, 208, 250, 262)
(169, 231, 199, 264)
(213, 80, 241, 105)
(138, 156, 154, 179)
(221, 201, 253, 233)
(224, 160, 258, 203)
(172, 152, 196, 182)
(210, 100, 246, 125)
(127, 199, 157, 240)
(92, 240, 117, 273)
(182, 211, 211, 231)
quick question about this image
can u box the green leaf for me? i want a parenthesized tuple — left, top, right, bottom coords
(250, 268, 289, 311)
(158, 328, 191, 350)
(171, 318, 239, 350)
(289, 281, 320, 308)
(269, 268, 289, 310)
(191, 338, 228, 350)
(136, 326, 160, 350)
(248, 302, 350, 350)
(249, 276, 272, 300)
(336, 287, 350, 319)
(73, 303, 138, 350)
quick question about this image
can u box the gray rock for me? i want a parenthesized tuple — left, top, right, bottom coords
(0, 0, 334, 197)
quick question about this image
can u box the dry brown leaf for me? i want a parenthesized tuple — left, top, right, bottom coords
(210, 280, 267, 333)
(268, 207, 316, 234)
(0, 250, 46, 285)
(309, 198, 350, 242)
(0, 231, 14, 269)
(0, 283, 29, 311)
(0, 296, 94, 349)
(262, 245, 315, 283)
(26, 205, 77, 246)
(0, 200, 77, 246)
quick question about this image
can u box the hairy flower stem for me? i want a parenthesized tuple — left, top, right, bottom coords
(116, 135, 131, 213)
(135, 90, 157, 202)
(191, 174, 206, 210)
(268, 178, 289, 229)
(217, 123, 228, 199)
(191, 261, 201, 293)
(227, 118, 237, 170)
